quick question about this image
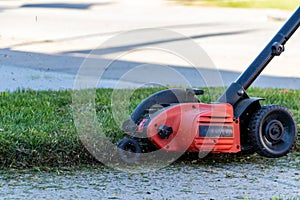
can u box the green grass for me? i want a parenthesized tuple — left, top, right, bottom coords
(0, 87, 299, 168)
(172, 0, 300, 10)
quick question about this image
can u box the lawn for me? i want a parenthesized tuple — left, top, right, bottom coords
(172, 0, 300, 10)
(0, 88, 299, 168)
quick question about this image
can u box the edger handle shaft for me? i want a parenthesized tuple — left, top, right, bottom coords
(218, 7, 300, 105)
(236, 6, 300, 90)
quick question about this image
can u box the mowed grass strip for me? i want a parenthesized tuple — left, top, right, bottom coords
(0, 88, 299, 168)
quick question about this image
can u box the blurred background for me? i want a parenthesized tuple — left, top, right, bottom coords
(0, 0, 299, 90)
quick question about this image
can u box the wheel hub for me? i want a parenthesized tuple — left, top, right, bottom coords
(265, 120, 284, 142)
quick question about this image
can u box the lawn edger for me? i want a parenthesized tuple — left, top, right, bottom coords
(117, 7, 300, 163)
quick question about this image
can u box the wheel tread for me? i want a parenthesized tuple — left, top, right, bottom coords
(249, 105, 297, 158)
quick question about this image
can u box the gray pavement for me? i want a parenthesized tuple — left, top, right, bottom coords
(1, 160, 300, 199)
(0, 0, 299, 91)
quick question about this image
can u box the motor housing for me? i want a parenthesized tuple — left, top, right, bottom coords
(137, 103, 241, 153)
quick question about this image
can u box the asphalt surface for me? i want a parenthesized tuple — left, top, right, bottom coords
(1, 160, 300, 200)
(0, 0, 300, 90)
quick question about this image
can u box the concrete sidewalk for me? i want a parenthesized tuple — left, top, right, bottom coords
(0, 0, 299, 91)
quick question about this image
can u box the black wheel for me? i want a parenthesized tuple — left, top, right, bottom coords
(249, 105, 297, 158)
(117, 138, 141, 164)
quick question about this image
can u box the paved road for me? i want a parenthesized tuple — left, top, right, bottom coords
(0, 0, 299, 91)
(1, 159, 299, 199)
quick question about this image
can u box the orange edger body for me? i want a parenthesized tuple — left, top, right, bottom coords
(139, 103, 240, 153)
(118, 7, 300, 163)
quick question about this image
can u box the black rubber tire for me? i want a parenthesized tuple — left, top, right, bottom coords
(117, 138, 141, 164)
(249, 105, 297, 158)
